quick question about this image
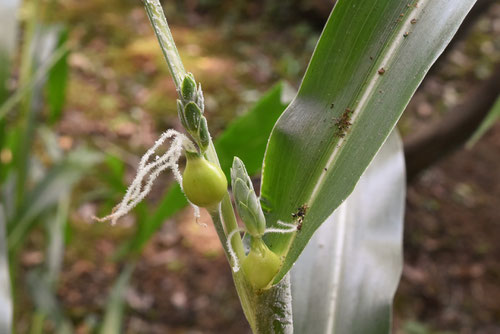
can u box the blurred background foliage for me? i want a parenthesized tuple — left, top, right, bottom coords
(0, 0, 499, 333)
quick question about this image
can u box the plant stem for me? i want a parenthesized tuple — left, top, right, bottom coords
(205, 142, 245, 259)
(143, 0, 186, 89)
(253, 274, 293, 334)
(233, 272, 294, 334)
(142, 0, 245, 261)
(142, 3, 293, 332)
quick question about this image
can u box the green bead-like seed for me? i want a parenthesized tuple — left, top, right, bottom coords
(242, 237, 282, 290)
(182, 155, 227, 208)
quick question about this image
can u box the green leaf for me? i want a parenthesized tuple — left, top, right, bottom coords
(124, 82, 291, 254)
(216, 82, 291, 176)
(99, 263, 135, 334)
(0, 0, 20, 103)
(47, 26, 69, 124)
(466, 94, 500, 148)
(8, 24, 70, 208)
(0, 205, 12, 334)
(260, 0, 476, 282)
(0, 0, 21, 172)
(291, 131, 405, 334)
(0, 32, 69, 122)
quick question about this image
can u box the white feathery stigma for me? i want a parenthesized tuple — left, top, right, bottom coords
(227, 228, 245, 272)
(94, 129, 200, 225)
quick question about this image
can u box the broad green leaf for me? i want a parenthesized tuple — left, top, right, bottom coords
(0, 205, 12, 334)
(291, 131, 405, 334)
(215, 82, 292, 176)
(99, 263, 135, 334)
(466, 94, 500, 148)
(260, 0, 477, 282)
(125, 82, 291, 254)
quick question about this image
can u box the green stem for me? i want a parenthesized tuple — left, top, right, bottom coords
(205, 142, 245, 259)
(143, 0, 186, 89)
(143, 0, 244, 262)
(141, 3, 293, 332)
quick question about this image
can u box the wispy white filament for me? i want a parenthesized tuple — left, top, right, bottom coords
(227, 228, 245, 272)
(265, 220, 298, 234)
(95, 129, 200, 225)
(227, 221, 298, 273)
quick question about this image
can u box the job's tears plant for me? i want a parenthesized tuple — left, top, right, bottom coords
(97, 72, 298, 289)
(99, 0, 477, 332)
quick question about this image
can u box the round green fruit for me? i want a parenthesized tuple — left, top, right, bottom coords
(242, 237, 282, 290)
(182, 155, 227, 208)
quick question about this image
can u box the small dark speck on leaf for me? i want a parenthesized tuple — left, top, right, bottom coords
(334, 108, 354, 138)
(324, 167, 328, 171)
(330, 103, 334, 109)
(369, 56, 373, 60)
(378, 67, 385, 75)
(403, 32, 409, 38)
(411, 18, 417, 24)
(292, 204, 309, 231)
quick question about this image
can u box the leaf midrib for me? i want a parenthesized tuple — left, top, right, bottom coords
(307, 0, 427, 205)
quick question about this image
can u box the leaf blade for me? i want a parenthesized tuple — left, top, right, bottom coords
(466, 94, 500, 148)
(260, 0, 477, 282)
(291, 131, 405, 334)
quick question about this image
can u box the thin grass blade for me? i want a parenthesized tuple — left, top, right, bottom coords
(466, 95, 500, 148)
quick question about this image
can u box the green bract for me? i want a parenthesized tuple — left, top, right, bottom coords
(177, 74, 209, 152)
(231, 157, 266, 237)
(181, 73, 197, 101)
(182, 154, 227, 208)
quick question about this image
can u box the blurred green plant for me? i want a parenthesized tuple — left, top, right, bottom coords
(403, 321, 455, 334)
(0, 1, 101, 333)
(466, 94, 500, 148)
